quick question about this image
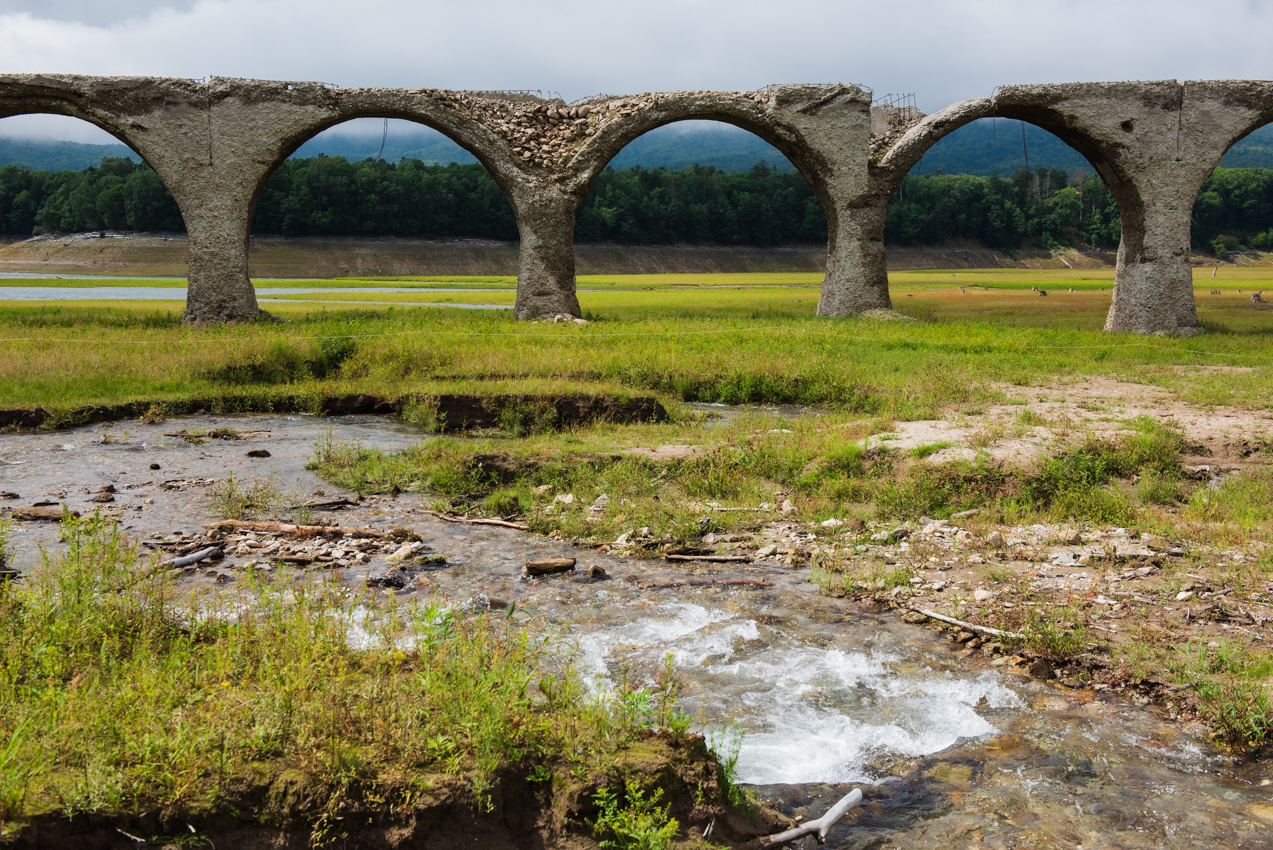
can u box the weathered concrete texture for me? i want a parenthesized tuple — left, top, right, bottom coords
(562, 85, 886, 317)
(5, 75, 1273, 331)
(874, 80, 1273, 335)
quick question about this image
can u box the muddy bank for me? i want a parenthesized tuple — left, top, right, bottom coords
(11, 734, 784, 850)
(0, 232, 1135, 278)
(0, 392, 666, 433)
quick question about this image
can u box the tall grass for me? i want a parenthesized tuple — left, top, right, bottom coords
(0, 513, 700, 840)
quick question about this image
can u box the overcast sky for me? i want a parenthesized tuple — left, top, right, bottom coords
(2, 0, 1272, 143)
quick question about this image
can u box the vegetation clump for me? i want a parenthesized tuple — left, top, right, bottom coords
(0, 514, 755, 844)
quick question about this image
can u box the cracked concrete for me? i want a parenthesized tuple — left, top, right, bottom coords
(3, 75, 1273, 331)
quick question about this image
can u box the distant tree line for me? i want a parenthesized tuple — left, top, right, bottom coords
(885, 168, 1122, 250)
(3, 154, 1273, 255)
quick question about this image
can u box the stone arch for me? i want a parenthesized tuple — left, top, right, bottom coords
(873, 83, 1208, 333)
(567, 93, 838, 214)
(0, 78, 190, 232)
(242, 104, 527, 239)
(243, 114, 520, 256)
(1171, 81, 1273, 272)
(555, 86, 876, 316)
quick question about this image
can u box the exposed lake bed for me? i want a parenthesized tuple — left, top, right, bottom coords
(3, 413, 1269, 848)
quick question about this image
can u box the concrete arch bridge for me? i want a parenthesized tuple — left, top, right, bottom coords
(3, 74, 1272, 334)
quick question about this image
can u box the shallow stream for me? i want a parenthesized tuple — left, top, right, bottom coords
(1, 414, 1270, 848)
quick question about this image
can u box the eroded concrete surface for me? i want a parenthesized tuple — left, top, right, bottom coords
(1, 413, 1271, 848)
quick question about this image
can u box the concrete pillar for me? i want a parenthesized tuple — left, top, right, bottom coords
(1105, 198, 1199, 335)
(513, 189, 581, 320)
(180, 199, 261, 324)
(817, 202, 892, 315)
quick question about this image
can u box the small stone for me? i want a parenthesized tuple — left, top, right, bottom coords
(821, 518, 844, 528)
(587, 564, 608, 579)
(1028, 658, 1055, 679)
(955, 529, 974, 547)
(1175, 590, 1195, 601)
(986, 531, 1005, 549)
(780, 499, 795, 515)
(1061, 528, 1082, 545)
(974, 588, 994, 602)
(755, 544, 778, 559)
(588, 494, 610, 512)
(554, 493, 575, 505)
(88, 492, 115, 503)
(246, 449, 271, 458)
(149, 463, 161, 470)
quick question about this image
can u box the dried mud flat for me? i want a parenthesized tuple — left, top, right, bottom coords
(877, 373, 1273, 468)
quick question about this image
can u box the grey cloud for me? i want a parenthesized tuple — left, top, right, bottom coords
(1, 0, 1271, 141)
(0, 0, 196, 25)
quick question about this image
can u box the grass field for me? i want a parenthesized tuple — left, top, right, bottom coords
(2, 270, 1272, 415)
(3, 268, 1273, 811)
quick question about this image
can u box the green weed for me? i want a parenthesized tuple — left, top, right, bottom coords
(592, 780, 679, 850)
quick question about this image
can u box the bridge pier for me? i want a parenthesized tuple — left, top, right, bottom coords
(512, 190, 582, 320)
(817, 202, 892, 316)
(181, 202, 261, 324)
(1106, 199, 1199, 335)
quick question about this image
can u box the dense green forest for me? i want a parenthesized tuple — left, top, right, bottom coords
(3, 153, 1273, 253)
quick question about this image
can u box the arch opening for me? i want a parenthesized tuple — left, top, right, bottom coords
(246, 116, 517, 250)
(1188, 123, 1273, 261)
(573, 119, 829, 255)
(0, 113, 185, 238)
(886, 117, 1121, 257)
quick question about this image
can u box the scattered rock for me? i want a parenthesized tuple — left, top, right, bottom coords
(587, 564, 608, 579)
(755, 544, 778, 559)
(385, 542, 423, 564)
(87, 492, 115, 503)
(955, 529, 974, 547)
(96, 484, 116, 493)
(1061, 528, 1082, 545)
(246, 449, 271, 458)
(1175, 590, 1195, 601)
(0, 492, 18, 500)
(1028, 658, 1055, 679)
(11, 506, 78, 521)
(524, 557, 576, 576)
(952, 508, 981, 519)
(820, 518, 844, 528)
(974, 588, 994, 602)
(366, 573, 412, 589)
(149, 463, 161, 470)
(553, 493, 575, 505)
(588, 494, 610, 512)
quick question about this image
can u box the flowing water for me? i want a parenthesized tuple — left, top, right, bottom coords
(1, 415, 1270, 848)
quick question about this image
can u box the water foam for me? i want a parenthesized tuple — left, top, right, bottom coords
(574, 600, 1024, 785)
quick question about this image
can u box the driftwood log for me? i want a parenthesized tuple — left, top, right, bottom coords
(204, 520, 386, 539)
(664, 554, 753, 563)
(636, 578, 772, 590)
(421, 510, 529, 531)
(9, 506, 80, 521)
(524, 558, 576, 576)
(761, 788, 862, 847)
(169, 547, 222, 569)
(907, 607, 1020, 639)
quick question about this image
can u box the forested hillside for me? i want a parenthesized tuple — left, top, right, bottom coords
(4, 150, 1273, 254)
